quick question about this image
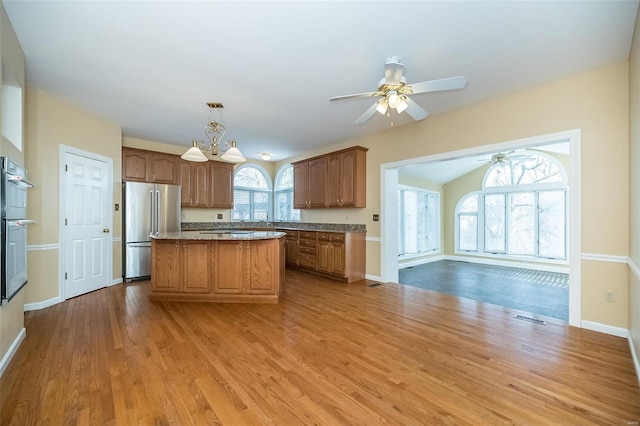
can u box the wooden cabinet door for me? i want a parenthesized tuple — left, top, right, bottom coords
(308, 157, 328, 208)
(179, 161, 193, 207)
(330, 242, 346, 276)
(192, 162, 209, 207)
(214, 241, 245, 294)
(123, 149, 148, 182)
(327, 154, 342, 207)
(338, 150, 356, 207)
(210, 161, 234, 208)
(247, 240, 276, 294)
(293, 162, 309, 208)
(182, 241, 210, 293)
(285, 238, 299, 265)
(149, 153, 178, 183)
(152, 241, 181, 292)
(317, 241, 331, 273)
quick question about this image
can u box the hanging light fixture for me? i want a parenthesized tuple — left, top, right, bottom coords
(181, 102, 246, 163)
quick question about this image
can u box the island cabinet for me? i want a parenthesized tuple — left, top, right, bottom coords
(150, 235, 285, 303)
(282, 229, 299, 266)
(123, 147, 179, 184)
(292, 146, 368, 209)
(282, 229, 365, 283)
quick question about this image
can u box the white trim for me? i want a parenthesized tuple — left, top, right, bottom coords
(452, 250, 569, 268)
(444, 255, 569, 274)
(628, 332, 640, 388)
(380, 128, 582, 326)
(580, 253, 628, 263)
(365, 274, 382, 282)
(399, 255, 445, 269)
(366, 236, 381, 242)
(628, 257, 640, 282)
(24, 296, 62, 311)
(27, 243, 59, 251)
(581, 320, 628, 338)
(110, 277, 123, 286)
(112, 237, 121, 243)
(0, 327, 25, 377)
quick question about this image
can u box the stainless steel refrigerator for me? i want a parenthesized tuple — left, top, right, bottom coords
(123, 182, 181, 281)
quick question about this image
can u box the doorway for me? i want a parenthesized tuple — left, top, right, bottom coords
(60, 146, 113, 299)
(381, 129, 581, 326)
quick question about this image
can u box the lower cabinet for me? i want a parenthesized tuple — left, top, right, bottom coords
(150, 237, 285, 303)
(278, 229, 365, 283)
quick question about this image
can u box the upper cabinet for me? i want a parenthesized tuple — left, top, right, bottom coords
(210, 161, 234, 209)
(123, 147, 178, 184)
(180, 160, 209, 208)
(293, 146, 367, 209)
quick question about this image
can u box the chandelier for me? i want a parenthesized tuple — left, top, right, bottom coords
(181, 102, 246, 163)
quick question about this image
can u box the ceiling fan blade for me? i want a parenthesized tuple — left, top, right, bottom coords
(355, 102, 379, 125)
(384, 57, 405, 85)
(409, 76, 467, 94)
(403, 97, 429, 121)
(330, 92, 377, 102)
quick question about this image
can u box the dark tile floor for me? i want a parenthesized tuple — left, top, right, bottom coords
(398, 260, 569, 322)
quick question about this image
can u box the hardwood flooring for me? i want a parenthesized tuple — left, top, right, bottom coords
(1, 270, 639, 425)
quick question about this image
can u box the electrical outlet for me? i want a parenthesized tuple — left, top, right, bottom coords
(114, 203, 119, 211)
(217, 213, 223, 219)
(373, 214, 379, 222)
(603, 290, 615, 303)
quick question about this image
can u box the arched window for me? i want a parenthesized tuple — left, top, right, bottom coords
(274, 165, 300, 221)
(456, 151, 567, 260)
(233, 165, 272, 221)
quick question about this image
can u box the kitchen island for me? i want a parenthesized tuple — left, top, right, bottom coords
(150, 230, 286, 303)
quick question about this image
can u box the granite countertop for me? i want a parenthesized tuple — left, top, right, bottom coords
(181, 221, 367, 233)
(151, 230, 286, 241)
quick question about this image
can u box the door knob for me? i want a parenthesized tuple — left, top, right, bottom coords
(103, 228, 110, 233)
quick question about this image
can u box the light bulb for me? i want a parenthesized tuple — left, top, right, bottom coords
(388, 91, 399, 108)
(261, 153, 271, 161)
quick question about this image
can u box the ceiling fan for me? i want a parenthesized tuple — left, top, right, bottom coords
(330, 56, 467, 124)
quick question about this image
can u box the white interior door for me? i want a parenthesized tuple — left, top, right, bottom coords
(63, 151, 111, 299)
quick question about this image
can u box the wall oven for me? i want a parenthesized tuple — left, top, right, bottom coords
(1, 157, 35, 304)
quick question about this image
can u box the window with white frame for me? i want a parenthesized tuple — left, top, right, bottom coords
(398, 186, 440, 256)
(274, 165, 300, 221)
(455, 152, 567, 260)
(233, 165, 272, 221)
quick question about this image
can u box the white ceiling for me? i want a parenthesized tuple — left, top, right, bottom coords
(3, 1, 638, 162)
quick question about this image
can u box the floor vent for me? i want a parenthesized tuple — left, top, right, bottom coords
(368, 283, 382, 287)
(514, 315, 545, 325)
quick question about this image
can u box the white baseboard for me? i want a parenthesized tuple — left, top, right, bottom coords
(445, 255, 569, 274)
(110, 277, 123, 286)
(0, 327, 25, 377)
(24, 296, 62, 311)
(399, 255, 445, 269)
(628, 332, 640, 388)
(365, 274, 382, 282)
(581, 320, 628, 338)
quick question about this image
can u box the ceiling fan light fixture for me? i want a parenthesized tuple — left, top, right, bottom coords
(221, 140, 246, 163)
(376, 99, 388, 115)
(181, 140, 209, 162)
(396, 97, 409, 114)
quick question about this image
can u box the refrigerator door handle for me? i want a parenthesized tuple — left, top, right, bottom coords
(149, 189, 155, 236)
(156, 190, 161, 234)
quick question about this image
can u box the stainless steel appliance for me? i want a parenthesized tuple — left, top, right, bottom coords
(1, 158, 35, 304)
(123, 182, 180, 281)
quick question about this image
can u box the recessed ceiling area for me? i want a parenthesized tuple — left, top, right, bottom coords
(4, 1, 638, 161)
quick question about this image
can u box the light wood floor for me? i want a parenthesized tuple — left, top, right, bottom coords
(2, 270, 639, 425)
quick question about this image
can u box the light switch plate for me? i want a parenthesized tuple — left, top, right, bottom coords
(217, 213, 223, 219)
(114, 204, 119, 211)
(373, 214, 379, 221)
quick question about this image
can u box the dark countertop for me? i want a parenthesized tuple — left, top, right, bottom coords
(181, 221, 367, 233)
(151, 230, 286, 241)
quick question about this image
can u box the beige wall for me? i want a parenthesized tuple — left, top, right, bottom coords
(0, 3, 26, 367)
(628, 12, 640, 360)
(24, 88, 122, 304)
